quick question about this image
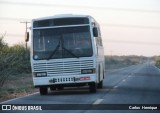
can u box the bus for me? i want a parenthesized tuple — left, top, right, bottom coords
(30, 14, 105, 95)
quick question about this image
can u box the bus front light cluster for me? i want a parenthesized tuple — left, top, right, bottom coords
(81, 68, 96, 74)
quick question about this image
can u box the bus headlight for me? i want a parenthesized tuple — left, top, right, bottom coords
(33, 72, 47, 77)
(81, 68, 96, 74)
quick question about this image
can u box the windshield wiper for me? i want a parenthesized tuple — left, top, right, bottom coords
(47, 35, 79, 60)
(61, 35, 79, 59)
(62, 46, 79, 58)
(47, 39, 61, 60)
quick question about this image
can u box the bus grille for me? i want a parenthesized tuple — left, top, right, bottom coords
(33, 60, 94, 76)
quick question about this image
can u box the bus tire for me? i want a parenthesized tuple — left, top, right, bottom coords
(57, 86, 64, 90)
(97, 80, 103, 89)
(89, 82, 97, 93)
(50, 86, 56, 91)
(39, 87, 48, 95)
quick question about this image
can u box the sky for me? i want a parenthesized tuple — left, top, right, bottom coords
(0, 0, 160, 56)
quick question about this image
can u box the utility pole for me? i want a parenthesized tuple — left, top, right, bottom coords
(20, 21, 30, 61)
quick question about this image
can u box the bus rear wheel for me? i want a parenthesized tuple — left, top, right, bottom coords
(39, 87, 48, 95)
(97, 81, 103, 89)
(89, 82, 97, 93)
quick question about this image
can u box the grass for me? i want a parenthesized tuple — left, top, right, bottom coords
(153, 56, 160, 69)
(105, 55, 146, 71)
(0, 74, 38, 102)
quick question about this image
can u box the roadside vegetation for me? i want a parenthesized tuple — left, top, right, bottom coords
(105, 55, 147, 71)
(153, 56, 160, 69)
(0, 35, 36, 102)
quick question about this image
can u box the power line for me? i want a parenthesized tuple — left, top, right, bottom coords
(0, 17, 30, 21)
(20, 21, 31, 31)
(106, 39, 160, 46)
(101, 24, 160, 30)
(0, 17, 160, 30)
(1, 1, 160, 13)
(1, 1, 160, 30)
(5, 33, 24, 37)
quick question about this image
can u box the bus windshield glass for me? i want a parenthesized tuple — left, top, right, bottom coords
(33, 26, 93, 60)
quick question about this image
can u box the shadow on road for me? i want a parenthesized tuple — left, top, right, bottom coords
(47, 87, 91, 95)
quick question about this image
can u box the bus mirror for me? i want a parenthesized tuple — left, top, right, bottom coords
(93, 27, 98, 37)
(25, 32, 29, 42)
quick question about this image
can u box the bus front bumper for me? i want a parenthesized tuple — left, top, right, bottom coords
(33, 74, 96, 87)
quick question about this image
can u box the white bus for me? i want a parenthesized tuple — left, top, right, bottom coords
(30, 14, 105, 95)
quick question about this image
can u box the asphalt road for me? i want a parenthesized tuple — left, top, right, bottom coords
(1, 63, 160, 113)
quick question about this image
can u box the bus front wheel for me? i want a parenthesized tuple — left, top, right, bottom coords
(89, 82, 97, 93)
(39, 87, 48, 95)
(57, 86, 64, 90)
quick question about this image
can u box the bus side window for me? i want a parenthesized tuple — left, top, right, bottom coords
(97, 27, 103, 46)
(94, 27, 102, 47)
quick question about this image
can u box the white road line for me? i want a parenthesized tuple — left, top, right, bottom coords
(113, 85, 118, 89)
(93, 99, 103, 104)
(0, 92, 39, 104)
(153, 65, 160, 73)
(122, 79, 126, 82)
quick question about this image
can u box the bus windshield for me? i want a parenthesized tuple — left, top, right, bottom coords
(33, 26, 93, 60)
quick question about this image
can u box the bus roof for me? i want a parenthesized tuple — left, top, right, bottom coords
(32, 14, 92, 21)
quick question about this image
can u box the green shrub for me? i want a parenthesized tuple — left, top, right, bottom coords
(0, 36, 31, 87)
(154, 56, 160, 68)
(105, 55, 144, 70)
